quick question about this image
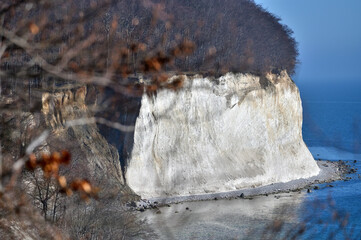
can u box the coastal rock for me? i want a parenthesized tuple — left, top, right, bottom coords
(126, 71, 320, 198)
(41, 86, 125, 186)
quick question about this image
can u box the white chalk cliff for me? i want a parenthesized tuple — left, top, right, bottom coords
(125, 71, 320, 198)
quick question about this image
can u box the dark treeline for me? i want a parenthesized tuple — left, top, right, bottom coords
(106, 0, 299, 76)
(1, 0, 298, 80)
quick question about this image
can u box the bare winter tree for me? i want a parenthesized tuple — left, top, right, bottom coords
(0, 0, 197, 239)
(0, 0, 300, 239)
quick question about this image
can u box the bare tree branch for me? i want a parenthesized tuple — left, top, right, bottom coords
(26, 130, 49, 155)
(66, 117, 135, 132)
(0, 140, 3, 194)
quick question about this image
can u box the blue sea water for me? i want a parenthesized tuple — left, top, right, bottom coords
(297, 80, 361, 239)
(299, 80, 361, 154)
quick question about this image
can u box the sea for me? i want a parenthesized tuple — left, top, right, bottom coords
(138, 80, 361, 239)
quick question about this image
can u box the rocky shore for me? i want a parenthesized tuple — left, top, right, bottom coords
(129, 160, 349, 211)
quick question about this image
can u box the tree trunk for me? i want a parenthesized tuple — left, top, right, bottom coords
(0, 141, 3, 193)
(0, 15, 4, 97)
(52, 191, 59, 222)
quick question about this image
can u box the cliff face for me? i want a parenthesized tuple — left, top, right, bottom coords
(125, 71, 320, 198)
(40, 86, 124, 186)
(2, 84, 128, 188)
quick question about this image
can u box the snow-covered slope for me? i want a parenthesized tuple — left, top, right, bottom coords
(125, 71, 320, 198)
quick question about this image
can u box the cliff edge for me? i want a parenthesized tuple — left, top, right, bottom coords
(126, 71, 320, 198)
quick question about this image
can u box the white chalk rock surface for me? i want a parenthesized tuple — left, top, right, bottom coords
(126, 71, 320, 198)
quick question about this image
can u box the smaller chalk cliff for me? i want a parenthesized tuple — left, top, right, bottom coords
(125, 71, 320, 198)
(40, 86, 125, 187)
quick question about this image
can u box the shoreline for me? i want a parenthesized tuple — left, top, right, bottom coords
(132, 160, 348, 210)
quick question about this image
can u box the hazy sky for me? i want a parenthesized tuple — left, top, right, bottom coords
(254, 0, 361, 83)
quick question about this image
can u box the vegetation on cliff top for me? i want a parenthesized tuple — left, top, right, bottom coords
(110, 0, 299, 75)
(0, 0, 298, 85)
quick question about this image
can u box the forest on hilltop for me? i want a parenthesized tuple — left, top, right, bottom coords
(104, 0, 299, 75)
(1, 0, 298, 80)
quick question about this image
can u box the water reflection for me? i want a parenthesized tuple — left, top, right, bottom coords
(138, 192, 306, 239)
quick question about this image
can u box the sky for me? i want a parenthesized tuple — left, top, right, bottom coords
(253, 1, 361, 152)
(254, 0, 361, 84)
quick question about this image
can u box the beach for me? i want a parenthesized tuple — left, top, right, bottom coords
(132, 160, 347, 209)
